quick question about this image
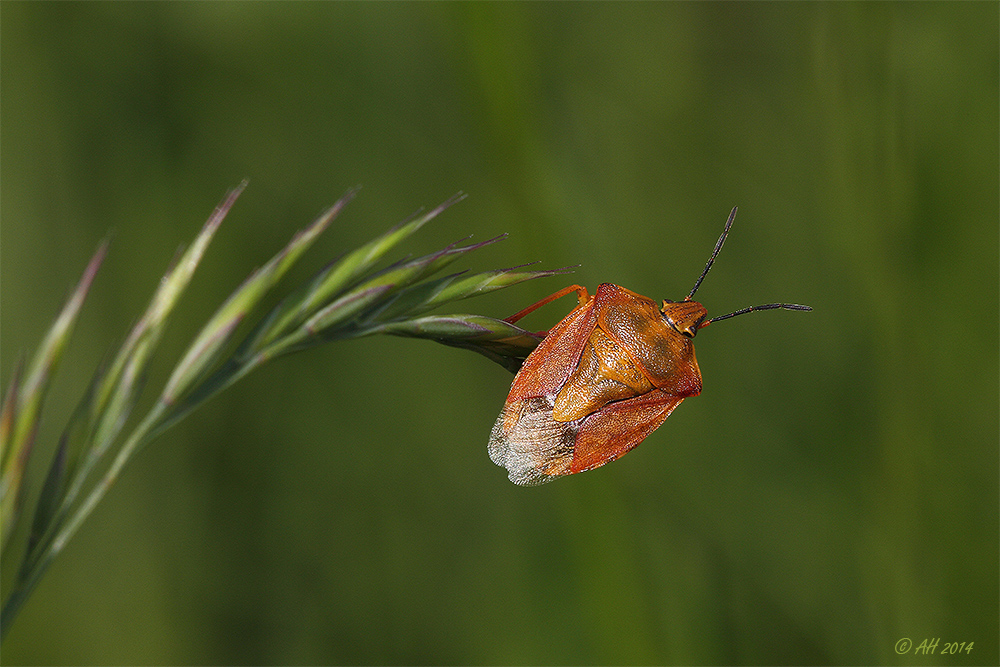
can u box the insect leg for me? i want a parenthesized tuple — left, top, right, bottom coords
(503, 284, 590, 325)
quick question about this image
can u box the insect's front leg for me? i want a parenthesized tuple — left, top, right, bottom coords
(503, 284, 591, 336)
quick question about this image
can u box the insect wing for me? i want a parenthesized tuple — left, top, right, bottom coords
(569, 389, 685, 473)
(489, 297, 597, 485)
(505, 296, 597, 400)
(489, 396, 576, 485)
(489, 389, 685, 485)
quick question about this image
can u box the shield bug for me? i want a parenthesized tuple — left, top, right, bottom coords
(488, 207, 811, 486)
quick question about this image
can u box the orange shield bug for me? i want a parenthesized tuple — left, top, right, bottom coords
(488, 207, 811, 485)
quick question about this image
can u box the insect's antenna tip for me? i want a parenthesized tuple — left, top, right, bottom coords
(687, 206, 737, 301)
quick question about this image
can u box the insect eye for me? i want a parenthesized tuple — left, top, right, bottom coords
(679, 322, 699, 338)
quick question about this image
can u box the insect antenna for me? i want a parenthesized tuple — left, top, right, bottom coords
(701, 302, 812, 328)
(687, 206, 738, 301)
(686, 207, 813, 327)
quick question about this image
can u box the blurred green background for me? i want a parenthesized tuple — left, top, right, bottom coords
(2, 2, 997, 665)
